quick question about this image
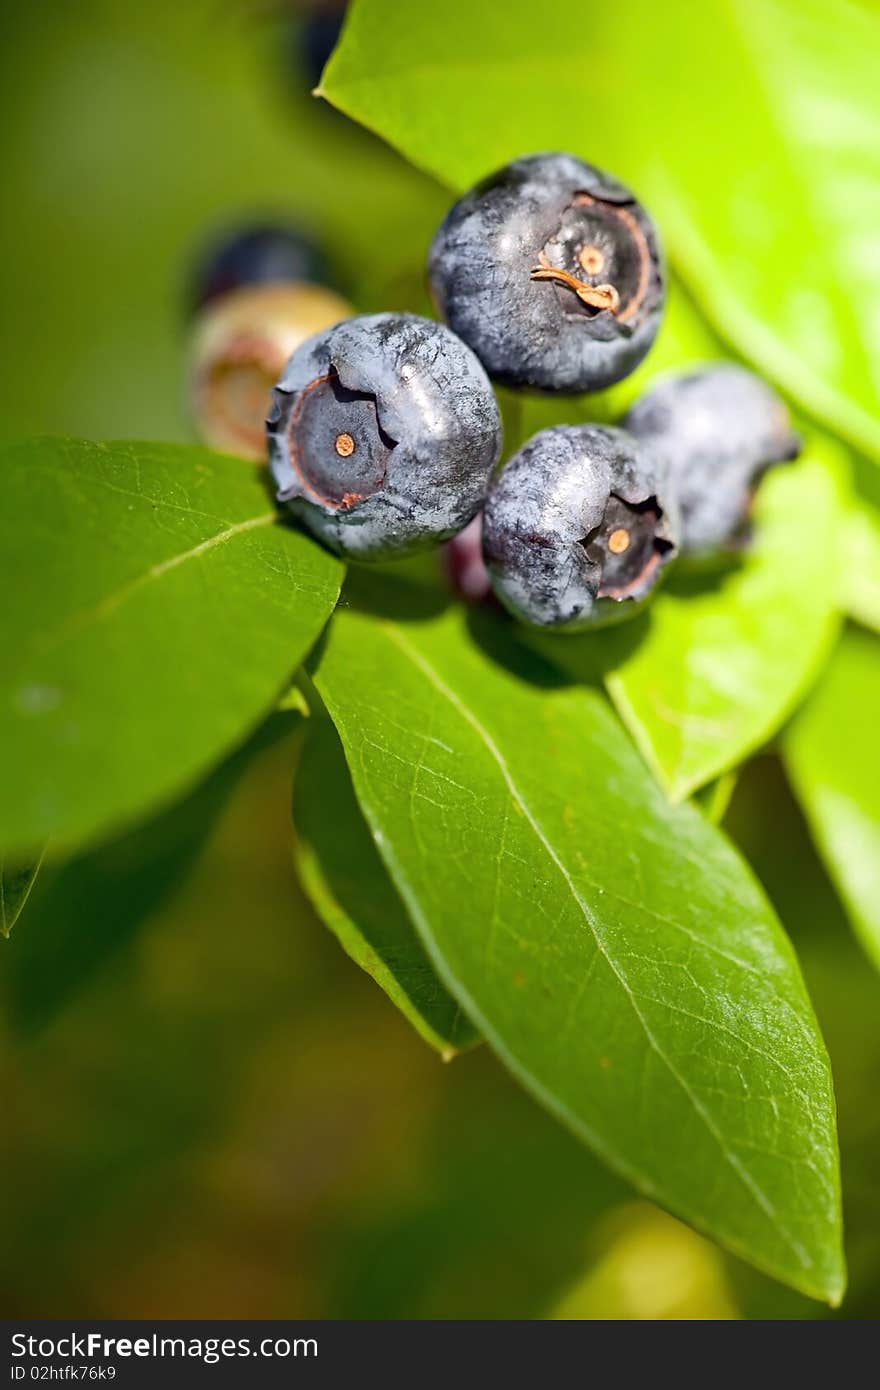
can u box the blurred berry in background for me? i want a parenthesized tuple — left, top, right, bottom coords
(188, 224, 330, 315)
(187, 226, 351, 458)
(297, 1, 348, 90)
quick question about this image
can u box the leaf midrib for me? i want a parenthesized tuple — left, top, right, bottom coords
(16, 512, 276, 667)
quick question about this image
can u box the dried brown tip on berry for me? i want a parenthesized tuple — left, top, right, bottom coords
(608, 528, 631, 554)
(578, 244, 606, 276)
(530, 265, 620, 314)
(335, 432, 355, 457)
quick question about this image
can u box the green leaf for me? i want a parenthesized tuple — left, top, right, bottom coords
(694, 772, 739, 827)
(312, 601, 844, 1303)
(293, 717, 479, 1056)
(2, 712, 292, 1033)
(0, 437, 342, 859)
(531, 441, 846, 800)
(323, 0, 880, 464)
(0, 850, 44, 938)
(785, 628, 880, 972)
(841, 504, 880, 633)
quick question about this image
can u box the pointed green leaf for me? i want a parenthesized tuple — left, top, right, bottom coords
(0, 437, 342, 859)
(312, 602, 844, 1302)
(785, 628, 880, 972)
(323, 0, 880, 464)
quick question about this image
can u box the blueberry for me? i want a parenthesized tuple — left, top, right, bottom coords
(188, 282, 351, 462)
(428, 153, 664, 394)
(482, 425, 679, 630)
(623, 364, 801, 556)
(268, 313, 502, 560)
(188, 224, 329, 317)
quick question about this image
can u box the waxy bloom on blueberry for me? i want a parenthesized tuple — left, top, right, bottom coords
(624, 364, 801, 557)
(267, 313, 502, 560)
(483, 425, 679, 631)
(429, 153, 664, 393)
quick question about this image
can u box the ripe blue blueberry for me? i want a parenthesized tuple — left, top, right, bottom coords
(188, 224, 329, 316)
(428, 153, 664, 394)
(268, 313, 502, 560)
(623, 364, 800, 556)
(482, 425, 679, 630)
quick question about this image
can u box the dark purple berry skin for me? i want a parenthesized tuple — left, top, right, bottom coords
(188, 225, 328, 316)
(428, 153, 664, 394)
(623, 364, 801, 557)
(483, 425, 679, 631)
(268, 313, 502, 561)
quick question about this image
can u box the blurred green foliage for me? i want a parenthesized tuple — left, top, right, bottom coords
(0, 0, 444, 446)
(2, 0, 880, 1320)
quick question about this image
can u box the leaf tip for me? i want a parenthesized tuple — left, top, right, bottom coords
(824, 1264, 847, 1310)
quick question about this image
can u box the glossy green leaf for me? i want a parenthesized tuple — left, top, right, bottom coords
(293, 717, 479, 1056)
(323, 0, 880, 464)
(531, 442, 846, 800)
(0, 851, 44, 938)
(0, 437, 342, 859)
(785, 628, 880, 972)
(842, 504, 880, 633)
(312, 601, 844, 1302)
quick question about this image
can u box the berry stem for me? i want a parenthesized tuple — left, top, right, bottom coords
(530, 265, 620, 314)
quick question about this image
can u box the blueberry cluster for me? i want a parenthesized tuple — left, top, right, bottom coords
(192, 154, 799, 632)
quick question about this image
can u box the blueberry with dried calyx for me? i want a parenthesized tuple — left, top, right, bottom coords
(429, 153, 664, 393)
(482, 425, 679, 630)
(623, 364, 801, 557)
(268, 313, 502, 560)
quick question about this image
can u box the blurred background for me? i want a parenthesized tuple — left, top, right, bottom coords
(1, 0, 879, 1319)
